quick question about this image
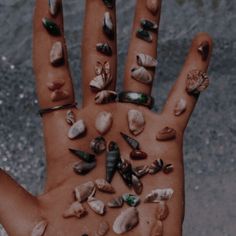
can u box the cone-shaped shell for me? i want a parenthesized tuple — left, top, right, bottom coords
(31, 220, 48, 236)
(74, 181, 95, 202)
(120, 132, 140, 150)
(69, 148, 96, 163)
(137, 53, 158, 68)
(131, 67, 153, 84)
(106, 141, 121, 183)
(113, 207, 139, 234)
(117, 159, 133, 187)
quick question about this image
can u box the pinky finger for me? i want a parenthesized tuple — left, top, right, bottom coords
(162, 33, 213, 131)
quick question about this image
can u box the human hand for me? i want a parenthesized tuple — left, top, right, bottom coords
(0, 0, 213, 236)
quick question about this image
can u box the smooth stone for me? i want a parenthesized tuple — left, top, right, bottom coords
(50, 41, 64, 67)
(95, 111, 113, 135)
(42, 17, 61, 36)
(51, 89, 69, 102)
(131, 67, 153, 84)
(120, 132, 140, 150)
(132, 174, 143, 195)
(132, 165, 149, 178)
(136, 53, 158, 68)
(68, 120, 86, 139)
(149, 159, 164, 175)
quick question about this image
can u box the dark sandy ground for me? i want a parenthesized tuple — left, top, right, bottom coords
(0, 0, 235, 235)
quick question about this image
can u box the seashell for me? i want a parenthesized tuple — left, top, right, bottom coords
(144, 188, 174, 203)
(117, 159, 133, 187)
(149, 159, 163, 175)
(128, 109, 145, 136)
(95, 178, 115, 193)
(137, 53, 158, 68)
(87, 196, 106, 215)
(106, 141, 121, 183)
(186, 69, 209, 95)
(130, 149, 147, 160)
(95, 61, 104, 75)
(31, 220, 48, 236)
(113, 207, 139, 234)
(73, 161, 96, 175)
(69, 148, 96, 163)
(50, 41, 64, 66)
(107, 196, 124, 208)
(42, 17, 61, 36)
(67, 120, 86, 139)
(131, 67, 153, 84)
(95, 90, 117, 104)
(95, 220, 110, 236)
(48, 0, 60, 16)
(156, 127, 176, 141)
(90, 74, 112, 92)
(122, 193, 140, 207)
(120, 132, 140, 150)
(51, 89, 69, 102)
(132, 165, 149, 178)
(150, 220, 163, 236)
(132, 174, 143, 195)
(136, 28, 152, 42)
(96, 43, 112, 56)
(66, 110, 76, 125)
(74, 181, 96, 202)
(163, 164, 174, 174)
(198, 41, 210, 61)
(95, 111, 113, 135)
(174, 98, 187, 116)
(103, 12, 114, 40)
(63, 201, 87, 219)
(90, 136, 107, 154)
(47, 79, 65, 91)
(103, 61, 111, 76)
(140, 19, 158, 31)
(102, 0, 114, 9)
(155, 201, 169, 221)
(146, 0, 159, 15)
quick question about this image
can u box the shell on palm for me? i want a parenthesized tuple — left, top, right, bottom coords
(128, 109, 145, 136)
(144, 188, 174, 203)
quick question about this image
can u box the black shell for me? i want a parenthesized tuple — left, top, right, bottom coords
(149, 159, 164, 175)
(117, 159, 133, 188)
(136, 28, 152, 42)
(140, 19, 158, 31)
(102, 0, 114, 9)
(96, 43, 112, 56)
(69, 148, 96, 163)
(106, 141, 121, 183)
(120, 132, 140, 150)
(74, 161, 96, 175)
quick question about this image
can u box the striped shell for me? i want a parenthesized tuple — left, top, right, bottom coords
(137, 53, 158, 68)
(131, 67, 153, 84)
(144, 188, 174, 203)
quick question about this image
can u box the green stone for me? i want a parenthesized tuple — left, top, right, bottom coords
(42, 17, 61, 36)
(122, 193, 140, 207)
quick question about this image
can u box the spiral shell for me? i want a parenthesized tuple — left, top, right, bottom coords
(137, 53, 158, 68)
(131, 67, 153, 84)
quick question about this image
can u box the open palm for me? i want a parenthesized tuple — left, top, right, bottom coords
(0, 0, 212, 236)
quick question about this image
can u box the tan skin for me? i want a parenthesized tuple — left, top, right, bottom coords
(0, 0, 213, 236)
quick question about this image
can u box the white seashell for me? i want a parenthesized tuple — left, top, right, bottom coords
(31, 220, 48, 236)
(95, 178, 115, 193)
(74, 181, 95, 203)
(66, 110, 76, 125)
(87, 196, 106, 215)
(90, 74, 112, 92)
(144, 188, 174, 203)
(174, 98, 187, 116)
(68, 119, 86, 139)
(146, 0, 159, 15)
(63, 201, 87, 219)
(113, 207, 139, 234)
(95, 220, 110, 236)
(95, 61, 104, 75)
(50, 41, 64, 66)
(95, 90, 117, 104)
(51, 89, 69, 102)
(131, 67, 153, 84)
(103, 12, 114, 39)
(95, 111, 113, 135)
(137, 53, 158, 68)
(49, 0, 60, 16)
(128, 109, 145, 136)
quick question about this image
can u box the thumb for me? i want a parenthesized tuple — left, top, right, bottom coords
(0, 169, 41, 236)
